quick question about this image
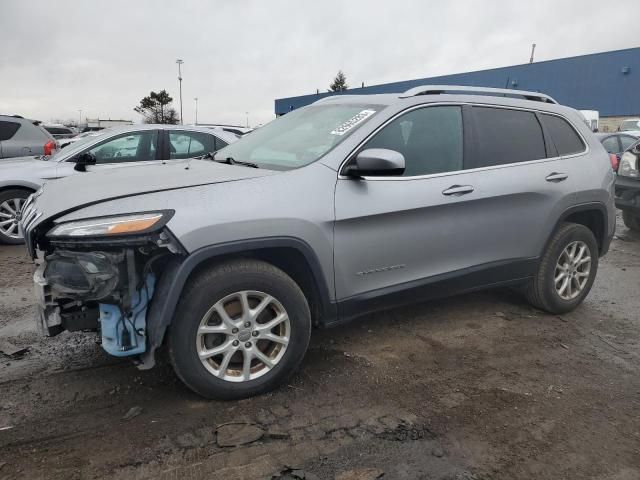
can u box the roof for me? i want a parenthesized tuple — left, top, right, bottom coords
(275, 47, 640, 116)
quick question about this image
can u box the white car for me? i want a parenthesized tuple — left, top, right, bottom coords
(619, 118, 640, 137)
(0, 124, 237, 244)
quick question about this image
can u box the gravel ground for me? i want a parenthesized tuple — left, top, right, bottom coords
(0, 218, 639, 480)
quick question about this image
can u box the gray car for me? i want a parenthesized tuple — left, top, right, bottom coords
(22, 86, 616, 400)
(0, 124, 236, 244)
(0, 115, 57, 160)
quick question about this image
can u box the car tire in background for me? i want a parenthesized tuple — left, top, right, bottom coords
(168, 259, 311, 400)
(622, 210, 640, 232)
(526, 222, 599, 314)
(0, 189, 32, 245)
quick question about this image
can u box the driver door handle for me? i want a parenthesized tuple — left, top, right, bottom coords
(545, 172, 568, 182)
(442, 185, 474, 196)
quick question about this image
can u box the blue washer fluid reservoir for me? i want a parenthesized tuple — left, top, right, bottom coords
(99, 274, 155, 357)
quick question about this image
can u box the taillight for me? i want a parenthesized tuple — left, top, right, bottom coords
(44, 140, 56, 156)
(609, 153, 619, 171)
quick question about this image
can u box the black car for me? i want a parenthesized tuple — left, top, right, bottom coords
(615, 139, 640, 231)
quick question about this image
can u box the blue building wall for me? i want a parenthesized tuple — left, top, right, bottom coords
(274, 47, 640, 116)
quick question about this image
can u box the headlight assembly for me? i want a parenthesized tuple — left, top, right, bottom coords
(47, 211, 173, 238)
(618, 151, 639, 178)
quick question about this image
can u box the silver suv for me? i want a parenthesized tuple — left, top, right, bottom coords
(22, 86, 616, 400)
(0, 115, 57, 160)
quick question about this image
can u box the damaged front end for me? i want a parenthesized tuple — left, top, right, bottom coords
(26, 209, 184, 368)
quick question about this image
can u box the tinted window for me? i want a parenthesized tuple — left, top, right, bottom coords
(540, 114, 585, 156)
(215, 138, 228, 150)
(0, 121, 20, 141)
(469, 107, 546, 168)
(45, 127, 72, 135)
(601, 136, 620, 154)
(362, 106, 463, 176)
(169, 131, 216, 159)
(620, 135, 637, 151)
(88, 131, 158, 164)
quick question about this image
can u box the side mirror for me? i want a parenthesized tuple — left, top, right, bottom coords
(74, 152, 97, 172)
(343, 148, 405, 177)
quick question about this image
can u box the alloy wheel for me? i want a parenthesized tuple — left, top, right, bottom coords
(196, 290, 291, 382)
(554, 240, 591, 300)
(0, 197, 26, 240)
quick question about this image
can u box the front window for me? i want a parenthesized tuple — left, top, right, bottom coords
(215, 104, 383, 170)
(88, 131, 158, 163)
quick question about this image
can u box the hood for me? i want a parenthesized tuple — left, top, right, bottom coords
(30, 159, 276, 228)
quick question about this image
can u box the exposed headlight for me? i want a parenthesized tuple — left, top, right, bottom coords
(618, 151, 639, 178)
(47, 212, 172, 238)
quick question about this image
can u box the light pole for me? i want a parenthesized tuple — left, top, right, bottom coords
(78, 109, 82, 126)
(194, 97, 198, 124)
(176, 59, 184, 124)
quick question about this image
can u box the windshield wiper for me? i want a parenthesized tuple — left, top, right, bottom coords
(215, 155, 259, 169)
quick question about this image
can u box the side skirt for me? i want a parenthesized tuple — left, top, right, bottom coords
(326, 258, 538, 327)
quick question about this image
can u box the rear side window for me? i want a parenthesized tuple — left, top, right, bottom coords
(620, 136, 637, 151)
(540, 114, 585, 156)
(468, 107, 546, 169)
(0, 121, 20, 141)
(601, 136, 620, 154)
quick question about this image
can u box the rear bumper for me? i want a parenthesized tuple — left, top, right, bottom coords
(615, 175, 640, 214)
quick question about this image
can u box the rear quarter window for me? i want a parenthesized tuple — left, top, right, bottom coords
(0, 121, 21, 141)
(540, 114, 586, 156)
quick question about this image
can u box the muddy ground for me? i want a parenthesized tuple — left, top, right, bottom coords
(1, 219, 639, 480)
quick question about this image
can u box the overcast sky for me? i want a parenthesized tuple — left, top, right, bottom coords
(1, 0, 638, 127)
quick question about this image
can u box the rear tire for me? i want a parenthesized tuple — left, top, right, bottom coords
(622, 210, 640, 232)
(168, 259, 311, 400)
(525, 223, 598, 314)
(0, 189, 32, 245)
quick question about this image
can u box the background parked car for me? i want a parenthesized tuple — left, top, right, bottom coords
(619, 118, 640, 136)
(615, 139, 640, 231)
(0, 124, 236, 244)
(596, 132, 639, 161)
(43, 124, 77, 140)
(0, 115, 57, 160)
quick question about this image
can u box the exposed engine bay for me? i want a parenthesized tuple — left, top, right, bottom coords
(33, 229, 182, 366)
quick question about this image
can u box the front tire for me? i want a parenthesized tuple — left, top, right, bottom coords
(622, 210, 640, 232)
(168, 259, 311, 400)
(526, 223, 598, 314)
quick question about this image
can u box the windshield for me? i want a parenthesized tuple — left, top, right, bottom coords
(215, 104, 383, 170)
(49, 130, 110, 160)
(620, 120, 640, 132)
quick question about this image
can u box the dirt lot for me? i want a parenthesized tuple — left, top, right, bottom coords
(1, 219, 639, 480)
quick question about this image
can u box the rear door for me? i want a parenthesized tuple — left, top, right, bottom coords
(0, 120, 23, 158)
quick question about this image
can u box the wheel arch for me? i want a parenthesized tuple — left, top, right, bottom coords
(141, 237, 336, 369)
(552, 202, 609, 256)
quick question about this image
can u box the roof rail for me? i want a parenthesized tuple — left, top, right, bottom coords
(400, 85, 558, 104)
